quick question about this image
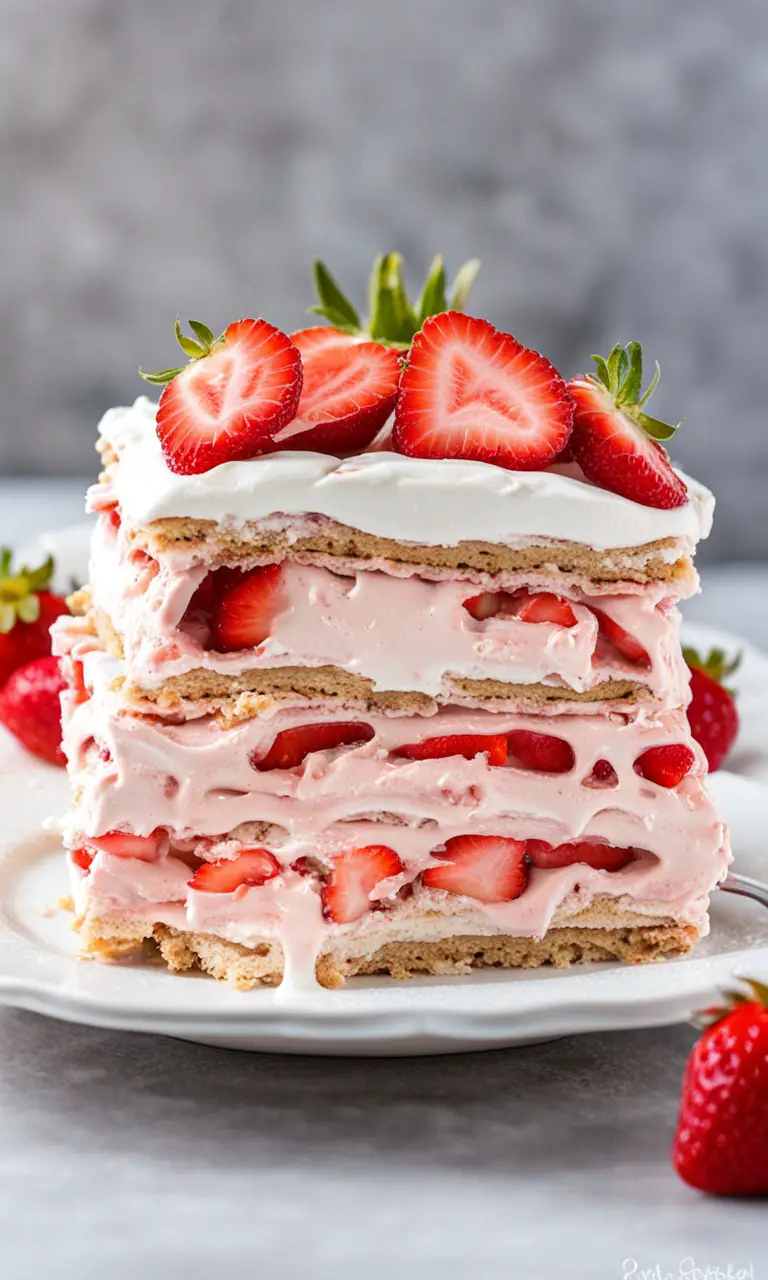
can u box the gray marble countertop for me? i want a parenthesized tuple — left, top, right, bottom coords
(0, 479, 766, 1280)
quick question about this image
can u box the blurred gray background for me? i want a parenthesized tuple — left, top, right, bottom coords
(1, 0, 767, 564)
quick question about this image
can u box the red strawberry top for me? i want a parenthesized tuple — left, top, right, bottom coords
(137, 256, 691, 514)
(0, 548, 69, 688)
(568, 341, 688, 509)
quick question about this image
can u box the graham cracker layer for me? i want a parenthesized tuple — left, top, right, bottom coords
(130, 515, 690, 587)
(78, 916, 697, 990)
(122, 665, 648, 719)
(84, 602, 649, 717)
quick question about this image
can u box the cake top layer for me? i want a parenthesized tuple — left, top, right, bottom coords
(98, 396, 714, 552)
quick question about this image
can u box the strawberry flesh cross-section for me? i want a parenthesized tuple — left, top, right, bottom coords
(393, 312, 574, 470)
(188, 848, 281, 893)
(394, 734, 508, 766)
(252, 722, 375, 771)
(422, 835, 528, 903)
(321, 846, 405, 924)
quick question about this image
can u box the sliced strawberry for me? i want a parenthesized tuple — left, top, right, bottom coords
(507, 729, 575, 774)
(393, 312, 574, 471)
(252, 721, 375, 771)
(71, 847, 94, 872)
(71, 659, 90, 705)
(422, 835, 528, 903)
(189, 847, 281, 893)
(463, 591, 505, 620)
(210, 565, 285, 651)
(145, 319, 303, 476)
(634, 743, 695, 788)
(275, 328, 400, 455)
(526, 839, 635, 871)
(321, 845, 404, 923)
(90, 830, 165, 861)
(591, 608, 650, 668)
(515, 590, 577, 627)
(395, 733, 508, 766)
(568, 342, 687, 509)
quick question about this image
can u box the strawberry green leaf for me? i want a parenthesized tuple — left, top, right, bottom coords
(637, 359, 660, 409)
(16, 595, 40, 624)
(415, 254, 448, 326)
(311, 260, 361, 330)
(683, 646, 742, 688)
(448, 258, 481, 312)
(188, 320, 216, 349)
(0, 549, 56, 632)
(590, 354, 611, 390)
(174, 318, 205, 359)
(607, 343, 629, 392)
(618, 340, 643, 405)
(138, 366, 186, 386)
(367, 253, 416, 345)
(634, 411, 681, 441)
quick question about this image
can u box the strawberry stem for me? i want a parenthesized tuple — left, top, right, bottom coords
(588, 341, 683, 442)
(683, 645, 741, 691)
(308, 252, 482, 347)
(139, 318, 225, 385)
(695, 976, 768, 1029)
(0, 548, 55, 634)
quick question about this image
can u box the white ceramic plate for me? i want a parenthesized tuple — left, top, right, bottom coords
(0, 524, 766, 1055)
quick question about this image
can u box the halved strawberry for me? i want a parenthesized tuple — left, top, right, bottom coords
(71, 847, 94, 872)
(252, 721, 375, 771)
(515, 590, 577, 627)
(591, 608, 650, 668)
(275, 328, 400, 455)
(188, 847, 281, 892)
(393, 312, 574, 470)
(526, 839, 635, 871)
(321, 845, 404, 923)
(634, 743, 695, 788)
(141, 318, 303, 475)
(507, 730, 575, 774)
(463, 591, 505, 620)
(89, 830, 165, 861)
(568, 341, 687, 509)
(422, 835, 528, 903)
(394, 733, 508, 766)
(210, 565, 285, 651)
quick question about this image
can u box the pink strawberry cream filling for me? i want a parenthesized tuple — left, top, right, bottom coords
(86, 511, 692, 706)
(56, 619, 730, 989)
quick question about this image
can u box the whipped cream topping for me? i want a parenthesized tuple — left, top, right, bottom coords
(98, 397, 714, 551)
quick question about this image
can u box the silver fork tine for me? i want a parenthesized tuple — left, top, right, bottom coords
(720, 872, 768, 909)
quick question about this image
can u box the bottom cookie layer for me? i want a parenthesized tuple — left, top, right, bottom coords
(78, 917, 698, 990)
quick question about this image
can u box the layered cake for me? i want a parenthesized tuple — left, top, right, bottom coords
(53, 257, 731, 991)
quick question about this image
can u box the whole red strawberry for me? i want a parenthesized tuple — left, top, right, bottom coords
(673, 979, 768, 1196)
(0, 655, 67, 765)
(683, 646, 740, 772)
(568, 341, 687, 509)
(0, 549, 69, 688)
